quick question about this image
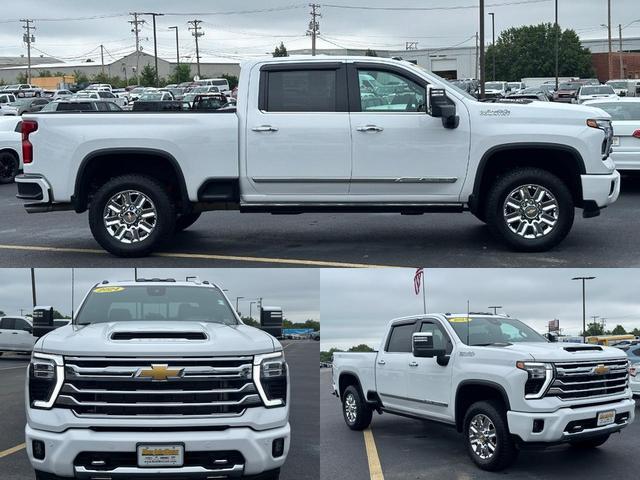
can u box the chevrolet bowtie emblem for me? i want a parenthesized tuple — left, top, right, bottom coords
(136, 364, 184, 381)
(593, 364, 610, 375)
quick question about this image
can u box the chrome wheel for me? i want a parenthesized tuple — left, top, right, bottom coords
(468, 414, 497, 460)
(344, 393, 357, 423)
(103, 190, 157, 244)
(503, 184, 559, 239)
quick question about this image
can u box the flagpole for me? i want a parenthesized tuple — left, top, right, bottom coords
(422, 276, 427, 314)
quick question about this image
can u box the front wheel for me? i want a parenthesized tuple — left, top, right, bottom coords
(0, 151, 19, 184)
(570, 434, 610, 449)
(485, 168, 574, 252)
(88, 174, 176, 257)
(342, 385, 372, 431)
(463, 400, 518, 471)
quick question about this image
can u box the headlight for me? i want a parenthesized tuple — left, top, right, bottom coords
(587, 118, 612, 130)
(29, 352, 64, 409)
(253, 351, 288, 408)
(516, 361, 554, 399)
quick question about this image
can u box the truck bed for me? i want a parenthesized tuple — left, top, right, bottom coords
(332, 351, 378, 398)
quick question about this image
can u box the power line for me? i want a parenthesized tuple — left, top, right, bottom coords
(322, 0, 552, 11)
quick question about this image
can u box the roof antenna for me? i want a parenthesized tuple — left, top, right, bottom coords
(466, 300, 470, 346)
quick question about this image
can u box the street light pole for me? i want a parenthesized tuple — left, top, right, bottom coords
(168, 26, 180, 66)
(141, 13, 164, 87)
(488, 12, 495, 81)
(479, 0, 486, 98)
(618, 23, 623, 78)
(235, 296, 244, 314)
(572, 276, 595, 343)
(554, 0, 559, 90)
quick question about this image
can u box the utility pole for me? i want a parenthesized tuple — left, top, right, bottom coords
(618, 23, 624, 78)
(572, 276, 595, 343)
(169, 26, 180, 66)
(21, 19, 35, 84)
(129, 13, 146, 84)
(307, 4, 321, 56)
(607, 0, 612, 81)
(475, 31, 479, 80)
(488, 12, 495, 81)
(554, 0, 559, 90)
(479, 0, 486, 98)
(188, 20, 204, 78)
(100, 45, 105, 75)
(141, 13, 164, 87)
(235, 296, 244, 314)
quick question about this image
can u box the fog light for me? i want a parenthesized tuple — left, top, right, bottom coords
(532, 419, 545, 433)
(272, 438, 285, 458)
(32, 440, 45, 460)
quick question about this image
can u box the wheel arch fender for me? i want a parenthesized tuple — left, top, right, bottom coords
(454, 379, 512, 432)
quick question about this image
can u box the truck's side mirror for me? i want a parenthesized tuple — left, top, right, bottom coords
(412, 332, 446, 358)
(427, 86, 459, 129)
(32, 306, 55, 338)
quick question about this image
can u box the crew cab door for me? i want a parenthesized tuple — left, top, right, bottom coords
(406, 319, 454, 422)
(375, 320, 417, 411)
(245, 62, 352, 196)
(347, 63, 470, 201)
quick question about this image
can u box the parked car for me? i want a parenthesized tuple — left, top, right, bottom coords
(15, 56, 620, 256)
(85, 83, 113, 92)
(74, 90, 127, 107)
(0, 116, 22, 183)
(138, 91, 175, 102)
(576, 85, 618, 104)
(25, 279, 289, 480)
(507, 87, 549, 101)
(183, 86, 221, 104)
(1, 97, 50, 115)
(484, 81, 509, 98)
(3, 84, 43, 98)
(332, 313, 635, 471)
(191, 93, 230, 111)
(606, 79, 638, 97)
(132, 100, 184, 112)
(553, 82, 582, 103)
(583, 98, 640, 171)
(0, 316, 35, 354)
(0, 93, 17, 105)
(507, 81, 526, 93)
(39, 100, 123, 112)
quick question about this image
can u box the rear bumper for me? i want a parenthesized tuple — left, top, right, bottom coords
(15, 174, 72, 213)
(26, 423, 290, 478)
(581, 170, 620, 210)
(507, 397, 635, 443)
(610, 151, 640, 171)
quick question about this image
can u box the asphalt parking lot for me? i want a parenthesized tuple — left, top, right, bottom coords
(320, 368, 640, 480)
(0, 340, 319, 480)
(1, 174, 640, 268)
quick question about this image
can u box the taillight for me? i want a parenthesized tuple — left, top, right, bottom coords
(633, 129, 640, 139)
(22, 119, 38, 164)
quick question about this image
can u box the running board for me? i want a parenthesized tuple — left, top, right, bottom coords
(240, 203, 466, 214)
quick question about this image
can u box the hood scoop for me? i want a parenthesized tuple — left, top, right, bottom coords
(110, 331, 208, 341)
(563, 345, 602, 352)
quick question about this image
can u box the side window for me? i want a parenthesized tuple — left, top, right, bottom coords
(631, 347, 640, 357)
(263, 69, 338, 112)
(96, 102, 108, 111)
(106, 102, 120, 111)
(358, 69, 425, 112)
(386, 323, 415, 353)
(420, 322, 453, 354)
(0, 318, 16, 329)
(14, 318, 31, 331)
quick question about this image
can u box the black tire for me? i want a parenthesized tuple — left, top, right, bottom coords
(463, 400, 518, 471)
(0, 151, 19, 184)
(88, 174, 176, 257)
(570, 434, 610, 449)
(342, 385, 372, 431)
(485, 167, 574, 252)
(175, 212, 202, 232)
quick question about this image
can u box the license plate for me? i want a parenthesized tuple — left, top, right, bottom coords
(137, 444, 184, 467)
(612, 136, 620, 146)
(596, 410, 616, 427)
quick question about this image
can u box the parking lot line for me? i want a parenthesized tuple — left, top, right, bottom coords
(363, 428, 385, 480)
(0, 366, 27, 371)
(0, 244, 391, 268)
(0, 443, 25, 459)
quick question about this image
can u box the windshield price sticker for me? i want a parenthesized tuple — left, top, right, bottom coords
(93, 286, 125, 293)
(448, 317, 472, 323)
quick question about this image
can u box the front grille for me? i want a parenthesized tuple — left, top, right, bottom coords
(56, 356, 262, 416)
(74, 450, 244, 471)
(546, 359, 629, 400)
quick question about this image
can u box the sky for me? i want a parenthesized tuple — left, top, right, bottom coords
(320, 268, 640, 350)
(0, 268, 319, 323)
(0, 0, 638, 63)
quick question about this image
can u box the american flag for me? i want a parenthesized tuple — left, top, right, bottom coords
(414, 268, 424, 295)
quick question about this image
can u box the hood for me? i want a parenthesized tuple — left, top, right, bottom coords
(476, 342, 628, 362)
(36, 321, 277, 357)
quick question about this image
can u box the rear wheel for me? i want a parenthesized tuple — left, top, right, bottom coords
(570, 434, 610, 449)
(88, 174, 175, 257)
(0, 151, 19, 184)
(485, 167, 574, 252)
(175, 212, 202, 232)
(342, 385, 372, 431)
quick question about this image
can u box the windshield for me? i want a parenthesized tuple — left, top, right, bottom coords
(559, 82, 582, 90)
(75, 285, 238, 325)
(607, 81, 627, 89)
(447, 316, 547, 346)
(588, 102, 640, 121)
(140, 93, 163, 101)
(485, 82, 504, 90)
(508, 82, 522, 88)
(581, 86, 615, 95)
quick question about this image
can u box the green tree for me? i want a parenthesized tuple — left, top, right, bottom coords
(272, 42, 288, 57)
(320, 348, 344, 363)
(222, 73, 239, 90)
(139, 65, 157, 87)
(52, 309, 70, 319)
(583, 321, 605, 337)
(485, 23, 594, 81)
(348, 344, 375, 352)
(365, 49, 378, 57)
(17, 72, 28, 83)
(169, 64, 192, 84)
(38, 70, 53, 77)
(241, 316, 259, 327)
(0, 310, 5, 316)
(611, 324, 627, 335)
(632, 328, 640, 337)
(73, 69, 89, 85)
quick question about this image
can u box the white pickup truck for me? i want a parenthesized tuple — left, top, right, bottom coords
(16, 56, 619, 256)
(26, 279, 290, 480)
(332, 313, 635, 471)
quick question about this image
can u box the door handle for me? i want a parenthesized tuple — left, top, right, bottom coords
(409, 361, 419, 367)
(252, 125, 279, 132)
(356, 125, 384, 133)
(11, 332, 19, 334)
(377, 359, 386, 365)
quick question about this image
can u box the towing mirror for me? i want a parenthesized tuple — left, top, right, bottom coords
(412, 332, 446, 358)
(32, 306, 55, 338)
(427, 86, 459, 129)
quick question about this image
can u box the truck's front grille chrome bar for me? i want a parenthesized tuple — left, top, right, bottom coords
(546, 359, 629, 400)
